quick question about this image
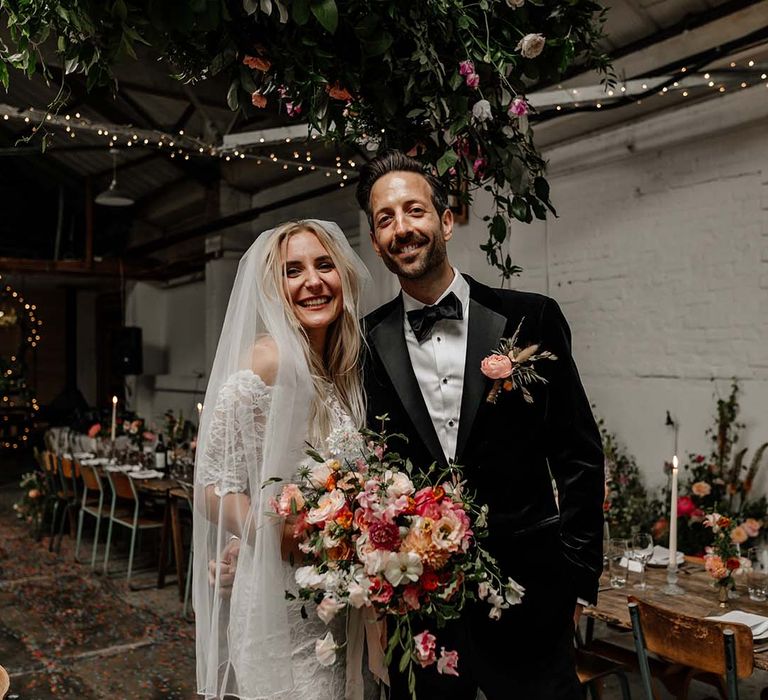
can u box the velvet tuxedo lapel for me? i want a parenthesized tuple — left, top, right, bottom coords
(368, 297, 448, 469)
(455, 280, 507, 464)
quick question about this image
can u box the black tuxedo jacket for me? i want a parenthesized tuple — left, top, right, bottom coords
(363, 276, 604, 604)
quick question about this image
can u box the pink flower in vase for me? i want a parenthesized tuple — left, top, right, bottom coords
(704, 554, 729, 580)
(677, 496, 696, 518)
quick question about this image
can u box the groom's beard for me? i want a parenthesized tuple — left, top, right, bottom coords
(380, 229, 448, 280)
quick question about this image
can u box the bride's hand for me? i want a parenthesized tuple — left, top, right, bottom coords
(208, 536, 241, 598)
(281, 515, 304, 564)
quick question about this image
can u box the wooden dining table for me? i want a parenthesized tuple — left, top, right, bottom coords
(584, 559, 768, 671)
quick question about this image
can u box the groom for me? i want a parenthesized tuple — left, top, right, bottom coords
(356, 150, 604, 699)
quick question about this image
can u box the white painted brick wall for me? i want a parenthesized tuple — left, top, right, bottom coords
(501, 91, 768, 493)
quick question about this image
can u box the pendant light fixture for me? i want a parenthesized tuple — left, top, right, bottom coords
(95, 148, 134, 206)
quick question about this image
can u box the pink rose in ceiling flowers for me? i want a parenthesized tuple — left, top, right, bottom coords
(508, 97, 530, 117)
(459, 60, 475, 76)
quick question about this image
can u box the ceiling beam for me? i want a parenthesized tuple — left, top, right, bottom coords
(551, 0, 767, 87)
(125, 177, 359, 257)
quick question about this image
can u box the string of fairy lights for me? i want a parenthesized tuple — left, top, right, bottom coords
(0, 275, 42, 450)
(0, 103, 357, 183)
(0, 57, 765, 167)
(533, 59, 768, 117)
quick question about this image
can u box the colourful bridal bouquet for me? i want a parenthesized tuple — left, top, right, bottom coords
(270, 419, 523, 697)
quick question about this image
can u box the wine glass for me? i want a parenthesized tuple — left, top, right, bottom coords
(631, 532, 654, 590)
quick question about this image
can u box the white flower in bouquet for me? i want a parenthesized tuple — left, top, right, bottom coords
(347, 580, 372, 608)
(322, 531, 342, 549)
(295, 565, 325, 590)
(317, 595, 345, 624)
(307, 461, 334, 488)
(361, 548, 389, 576)
(326, 424, 364, 460)
(315, 632, 338, 666)
(503, 578, 526, 606)
(384, 552, 423, 586)
(384, 470, 415, 499)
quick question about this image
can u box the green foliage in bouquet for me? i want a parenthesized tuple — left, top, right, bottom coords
(0, 0, 611, 279)
(599, 417, 661, 539)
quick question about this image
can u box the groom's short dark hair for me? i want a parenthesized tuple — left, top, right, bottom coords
(355, 150, 449, 230)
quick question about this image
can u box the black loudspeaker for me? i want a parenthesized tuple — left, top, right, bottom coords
(111, 326, 143, 375)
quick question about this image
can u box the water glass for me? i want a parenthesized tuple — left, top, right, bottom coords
(608, 538, 630, 589)
(631, 532, 654, 590)
(747, 547, 768, 602)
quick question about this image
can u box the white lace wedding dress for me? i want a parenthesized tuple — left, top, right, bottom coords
(198, 369, 380, 700)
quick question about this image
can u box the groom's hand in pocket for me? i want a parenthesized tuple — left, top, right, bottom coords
(208, 536, 240, 598)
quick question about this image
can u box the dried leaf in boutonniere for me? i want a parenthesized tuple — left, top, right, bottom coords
(480, 317, 557, 404)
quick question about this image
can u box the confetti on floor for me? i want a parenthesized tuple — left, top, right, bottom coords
(1, 485, 197, 699)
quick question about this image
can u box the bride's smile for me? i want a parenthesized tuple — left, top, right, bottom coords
(283, 228, 344, 341)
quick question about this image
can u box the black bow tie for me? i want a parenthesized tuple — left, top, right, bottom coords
(406, 292, 463, 343)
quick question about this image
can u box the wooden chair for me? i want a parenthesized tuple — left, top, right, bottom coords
(575, 621, 632, 699)
(103, 470, 165, 587)
(75, 464, 112, 569)
(39, 450, 67, 551)
(54, 456, 81, 551)
(628, 597, 754, 700)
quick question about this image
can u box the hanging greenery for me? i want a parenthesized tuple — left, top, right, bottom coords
(0, 0, 610, 277)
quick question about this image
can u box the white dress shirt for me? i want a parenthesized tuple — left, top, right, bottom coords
(402, 269, 470, 464)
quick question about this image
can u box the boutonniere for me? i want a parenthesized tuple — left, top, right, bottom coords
(480, 317, 557, 404)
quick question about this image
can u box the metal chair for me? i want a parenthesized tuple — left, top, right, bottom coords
(628, 597, 753, 700)
(103, 470, 165, 586)
(75, 464, 111, 568)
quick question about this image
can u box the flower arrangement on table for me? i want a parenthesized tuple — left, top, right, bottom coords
(0, 0, 610, 280)
(653, 382, 767, 555)
(12, 470, 47, 536)
(702, 511, 744, 602)
(270, 419, 522, 698)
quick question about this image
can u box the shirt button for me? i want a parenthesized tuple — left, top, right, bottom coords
(448, 419, 455, 427)
(436, 336, 442, 343)
(442, 377, 448, 385)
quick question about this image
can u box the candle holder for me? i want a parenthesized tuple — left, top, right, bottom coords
(661, 561, 685, 596)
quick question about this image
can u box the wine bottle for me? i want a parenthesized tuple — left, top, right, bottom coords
(154, 433, 168, 472)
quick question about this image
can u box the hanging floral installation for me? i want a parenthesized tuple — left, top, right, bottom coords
(0, 0, 610, 277)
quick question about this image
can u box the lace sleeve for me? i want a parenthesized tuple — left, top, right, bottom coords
(196, 369, 272, 496)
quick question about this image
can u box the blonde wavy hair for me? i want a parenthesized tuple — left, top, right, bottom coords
(262, 220, 366, 441)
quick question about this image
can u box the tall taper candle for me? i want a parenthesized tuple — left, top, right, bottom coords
(669, 455, 679, 564)
(111, 395, 118, 442)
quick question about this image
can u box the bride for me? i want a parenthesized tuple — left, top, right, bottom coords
(193, 220, 383, 699)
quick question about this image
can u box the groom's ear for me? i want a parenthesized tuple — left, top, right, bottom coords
(441, 207, 454, 242)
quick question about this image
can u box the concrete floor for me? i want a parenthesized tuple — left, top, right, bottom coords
(2, 455, 767, 699)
